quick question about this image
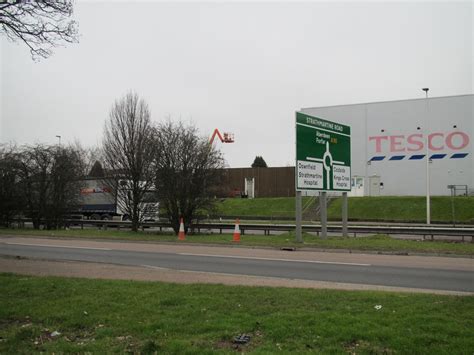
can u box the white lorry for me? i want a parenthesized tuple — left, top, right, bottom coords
(76, 178, 159, 221)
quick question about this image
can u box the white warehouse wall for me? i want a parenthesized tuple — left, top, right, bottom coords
(301, 94, 473, 196)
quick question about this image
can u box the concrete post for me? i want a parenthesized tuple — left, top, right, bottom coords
(295, 190, 303, 242)
(320, 191, 327, 239)
(342, 192, 348, 237)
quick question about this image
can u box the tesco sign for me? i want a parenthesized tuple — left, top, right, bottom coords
(369, 131, 470, 153)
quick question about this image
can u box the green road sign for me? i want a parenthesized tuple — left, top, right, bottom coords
(296, 112, 351, 191)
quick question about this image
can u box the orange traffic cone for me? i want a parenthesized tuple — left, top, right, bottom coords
(178, 218, 186, 240)
(233, 218, 241, 242)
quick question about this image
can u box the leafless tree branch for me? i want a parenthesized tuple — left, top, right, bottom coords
(2, 144, 85, 229)
(0, 0, 78, 60)
(102, 92, 157, 232)
(153, 120, 225, 234)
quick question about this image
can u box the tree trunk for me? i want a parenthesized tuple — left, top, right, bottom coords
(32, 214, 41, 229)
(131, 212, 139, 232)
(170, 216, 179, 235)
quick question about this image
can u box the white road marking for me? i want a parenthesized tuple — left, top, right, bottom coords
(137, 267, 474, 296)
(2, 243, 369, 266)
(3, 242, 111, 251)
(307, 156, 345, 165)
(141, 265, 170, 271)
(141, 264, 321, 280)
(178, 253, 371, 266)
(172, 268, 267, 278)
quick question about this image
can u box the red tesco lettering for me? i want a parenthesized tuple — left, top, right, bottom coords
(369, 131, 470, 153)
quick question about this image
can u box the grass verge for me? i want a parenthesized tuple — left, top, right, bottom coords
(1, 228, 473, 255)
(1, 273, 473, 353)
(328, 196, 474, 223)
(213, 196, 474, 223)
(214, 197, 314, 218)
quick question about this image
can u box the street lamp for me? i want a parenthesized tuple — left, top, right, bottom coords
(422, 88, 430, 225)
(56, 135, 61, 146)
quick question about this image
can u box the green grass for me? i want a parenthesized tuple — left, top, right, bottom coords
(280, 232, 474, 255)
(214, 197, 314, 218)
(212, 196, 474, 223)
(0, 274, 473, 353)
(328, 196, 474, 223)
(0, 228, 173, 242)
(1, 228, 473, 255)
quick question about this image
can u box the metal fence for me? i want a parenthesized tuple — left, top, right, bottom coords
(7, 218, 474, 241)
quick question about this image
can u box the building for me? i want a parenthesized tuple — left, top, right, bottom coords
(222, 167, 295, 198)
(221, 95, 472, 197)
(301, 94, 473, 196)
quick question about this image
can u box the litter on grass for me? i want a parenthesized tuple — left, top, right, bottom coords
(233, 334, 251, 344)
(374, 305, 382, 310)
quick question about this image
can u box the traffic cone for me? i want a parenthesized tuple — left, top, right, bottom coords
(233, 218, 241, 242)
(178, 218, 186, 240)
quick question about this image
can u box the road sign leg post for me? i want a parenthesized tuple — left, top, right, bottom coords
(295, 112, 351, 240)
(320, 191, 327, 239)
(295, 190, 303, 243)
(342, 192, 348, 237)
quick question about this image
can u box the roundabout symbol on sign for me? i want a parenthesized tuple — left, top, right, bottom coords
(307, 142, 345, 190)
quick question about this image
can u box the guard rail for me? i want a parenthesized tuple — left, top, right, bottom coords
(7, 218, 474, 241)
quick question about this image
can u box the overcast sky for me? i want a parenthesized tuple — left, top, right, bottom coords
(1, 1, 472, 168)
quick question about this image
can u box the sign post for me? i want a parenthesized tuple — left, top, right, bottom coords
(295, 112, 351, 240)
(342, 192, 348, 237)
(295, 190, 302, 242)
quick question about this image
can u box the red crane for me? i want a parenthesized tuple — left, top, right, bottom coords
(210, 129, 234, 144)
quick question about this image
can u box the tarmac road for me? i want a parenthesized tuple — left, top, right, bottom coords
(0, 236, 473, 293)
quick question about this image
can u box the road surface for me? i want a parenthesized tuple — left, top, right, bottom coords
(0, 236, 472, 294)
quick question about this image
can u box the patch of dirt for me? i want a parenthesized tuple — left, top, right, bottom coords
(215, 339, 246, 352)
(64, 329, 96, 345)
(0, 316, 33, 330)
(215, 330, 264, 352)
(33, 328, 61, 347)
(344, 339, 393, 354)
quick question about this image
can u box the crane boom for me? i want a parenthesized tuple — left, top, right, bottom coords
(210, 129, 234, 144)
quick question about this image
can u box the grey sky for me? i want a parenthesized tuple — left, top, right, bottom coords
(1, 1, 472, 168)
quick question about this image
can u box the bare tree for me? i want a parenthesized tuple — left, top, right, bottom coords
(153, 120, 225, 234)
(0, 0, 78, 60)
(251, 156, 268, 168)
(70, 141, 103, 177)
(102, 92, 156, 232)
(0, 144, 23, 227)
(16, 144, 84, 229)
(17, 145, 55, 228)
(88, 160, 105, 178)
(45, 146, 85, 228)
